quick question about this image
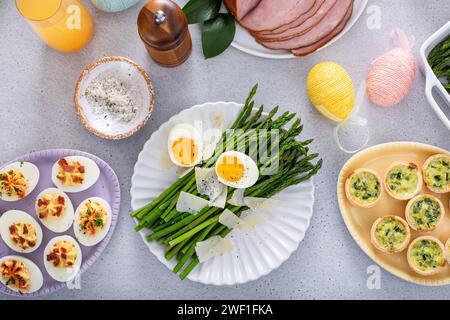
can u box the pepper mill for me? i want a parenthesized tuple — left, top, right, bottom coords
(137, 0, 192, 67)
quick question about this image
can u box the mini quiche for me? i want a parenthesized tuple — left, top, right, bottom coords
(383, 162, 422, 200)
(422, 154, 450, 194)
(446, 238, 450, 264)
(345, 168, 383, 208)
(407, 236, 446, 276)
(405, 194, 444, 232)
(370, 215, 411, 253)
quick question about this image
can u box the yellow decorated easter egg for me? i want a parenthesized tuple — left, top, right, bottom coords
(307, 62, 355, 122)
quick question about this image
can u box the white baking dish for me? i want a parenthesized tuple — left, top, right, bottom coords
(420, 21, 450, 131)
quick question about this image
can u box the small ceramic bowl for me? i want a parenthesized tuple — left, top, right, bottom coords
(74, 56, 154, 140)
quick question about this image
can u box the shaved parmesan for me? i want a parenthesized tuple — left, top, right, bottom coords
(243, 197, 280, 211)
(195, 167, 224, 202)
(219, 209, 247, 229)
(241, 210, 265, 228)
(195, 235, 233, 263)
(176, 191, 209, 214)
(210, 187, 227, 208)
(219, 209, 265, 230)
(228, 189, 246, 206)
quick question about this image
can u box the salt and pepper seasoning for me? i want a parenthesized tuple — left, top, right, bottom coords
(137, 0, 192, 67)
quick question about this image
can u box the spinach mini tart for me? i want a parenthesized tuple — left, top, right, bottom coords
(405, 194, 444, 232)
(407, 236, 446, 276)
(370, 215, 411, 254)
(422, 154, 450, 194)
(384, 162, 422, 200)
(445, 238, 450, 265)
(345, 168, 383, 208)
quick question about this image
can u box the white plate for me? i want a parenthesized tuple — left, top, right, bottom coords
(419, 21, 450, 130)
(130, 102, 315, 285)
(176, 0, 367, 59)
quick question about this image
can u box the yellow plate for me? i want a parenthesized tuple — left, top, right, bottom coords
(337, 142, 450, 286)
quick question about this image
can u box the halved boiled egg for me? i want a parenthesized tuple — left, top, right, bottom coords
(51, 156, 100, 193)
(167, 123, 203, 167)
(215, 151, 259, 189)
(44, 235, 82, 282)
(0, 162, 39, 201)
(73, 197, 112, 247)
(0, 255, 43, 294)
(0, 210, 43, 253)
(35, 188, 74, 233)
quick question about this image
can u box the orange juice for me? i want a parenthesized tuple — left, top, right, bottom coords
(16, 0, 94, 52)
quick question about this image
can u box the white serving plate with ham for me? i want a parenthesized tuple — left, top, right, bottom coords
(176, 0, 367, 59)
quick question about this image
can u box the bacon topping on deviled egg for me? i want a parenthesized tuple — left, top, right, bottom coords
(46, 240, 78, 268)
(0, 259, 31, 292)
(56, 158, 86, 186)
(9, 222, 37, 250)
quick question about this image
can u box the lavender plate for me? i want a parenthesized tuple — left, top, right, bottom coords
(0, 149, 120, 297)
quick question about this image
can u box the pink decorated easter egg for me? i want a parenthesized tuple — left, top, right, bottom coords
(366, 48, 416, 107)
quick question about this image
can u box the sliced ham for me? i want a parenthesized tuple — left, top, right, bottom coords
(224, 0, 262, 21)
(254, 0, 326, 36)
(240, 0, 316, 32)
(255, 0, 337, 41)
(292, 3, 353, 56)
(257, 0, 353, 50)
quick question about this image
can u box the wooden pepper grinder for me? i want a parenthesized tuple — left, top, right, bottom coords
(137, 0, 192, 67)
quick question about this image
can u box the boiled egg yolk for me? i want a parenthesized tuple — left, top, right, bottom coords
(37, 194, 66, 220)
(56, 158, 85, 186)
(171, 137, 199, 166)
(216, 155, 245, 183)
(0, 170, 27, 198)
(0, 259, 30, 292)
(9, 223, 38, 250)
(78, 200, 108, 236)
(46, 240, 77, 268)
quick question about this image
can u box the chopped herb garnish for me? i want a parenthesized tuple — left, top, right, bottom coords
(94, 216, 104, 227)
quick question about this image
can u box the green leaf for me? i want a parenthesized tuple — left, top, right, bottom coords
(183, 0, 221, 24)
(202, 14, 236, 59)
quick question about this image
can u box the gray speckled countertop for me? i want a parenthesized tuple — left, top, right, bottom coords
(0, 0, 449, 300)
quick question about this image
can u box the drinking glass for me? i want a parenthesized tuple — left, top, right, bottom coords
(16, 0, 94, 52)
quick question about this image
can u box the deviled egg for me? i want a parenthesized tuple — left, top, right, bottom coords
(35, 188, 74, 233)
(0, 255, 43, 293)
(0, 162, 39, 201)
(51, 156, 100, 193)
(44, 235, 82, 282)
(345, 168, 382, 208)
(73, 197, 112, 246)
(383, 162, 422, 200)
(215, 151, 259, 189)
(0, 210, 43, 253)
(168, 123, 203, 167)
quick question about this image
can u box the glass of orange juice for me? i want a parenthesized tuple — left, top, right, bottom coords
(16, 0, 94, 52)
